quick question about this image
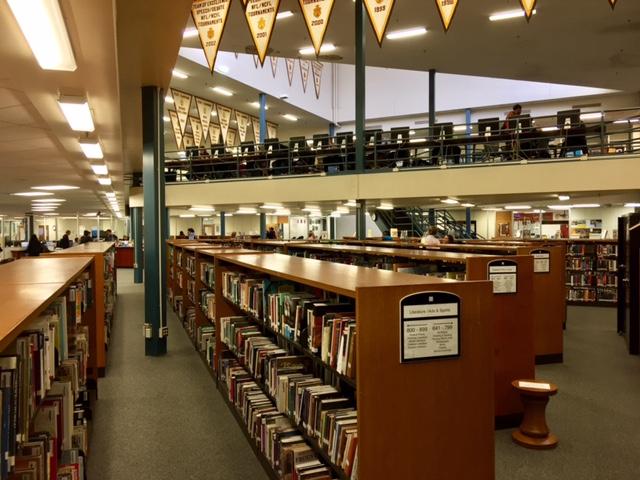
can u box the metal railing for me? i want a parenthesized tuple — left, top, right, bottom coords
(164, 108, 640, 184)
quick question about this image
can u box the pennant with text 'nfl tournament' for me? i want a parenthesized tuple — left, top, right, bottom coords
(519, 0, 536, 21)
(195, 97, 214, 142)
(363, 0, 395, 46)
(217, 104, 233, 146)
(169, 110, 183, 150)
(286, 58, 295, 86)
(170, 88, 192, 135)
(191, 0, 232, 72)
(298, 0, 335, 56)
(244, 0, 281, 66)
(435, 0, 459, 32)
(189, 116, 203, 147)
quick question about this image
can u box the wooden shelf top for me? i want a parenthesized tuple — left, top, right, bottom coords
(0, 256, 92, 285)
(198, 248, 260, 258)
(216, 253, 453, 298)
(247, 240, 310, 246)
(52, 241, 115, 254)
(183, 244, 219, 252)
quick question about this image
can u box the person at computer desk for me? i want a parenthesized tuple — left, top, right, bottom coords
(26, 234, 48, 256)
(503, 104, 522, 130)
(79, 230, 93, 244)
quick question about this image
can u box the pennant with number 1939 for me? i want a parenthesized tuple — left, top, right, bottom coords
(519, 0, 536, 21)
(435, 0, 459, 32)
(363, 0, 396, 46)
(244, 0, 281, 66)
(191, 0, 232, 72)
(298, 0, 335, 56)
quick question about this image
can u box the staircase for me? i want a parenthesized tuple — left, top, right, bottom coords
(373, 207, 482, 239)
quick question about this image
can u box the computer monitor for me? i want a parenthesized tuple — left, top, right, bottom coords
(390, 127, 410, 143)
(240, 141, 255, 154)
(312, 134, 330, 149)
(432, 123, 453, 141)
(364, 129, 382, 146)
(557, 109, 581, 130)
(211, 143, 226, 157)
(507, 115, 532, 133)
(289, 136, 307, 151)
(478, 118, 500, 137)
(336, 131, 354, 147)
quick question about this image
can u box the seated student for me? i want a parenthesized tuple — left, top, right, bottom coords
(420, 227, 440, 246)
(187, 228, 196, 240)
(177, 231, 187, 239)
(104, 229, 118, 242)
(441, 234, 455, 244)
(503, 104, 523, 131)
(26, 234, 46, 256)
(307, 230, 317, 240)
(58, 230, 72, 249)
(79, 230, 93, 244)
(266, 227, 277, 239)
(382, 230, 393, 241)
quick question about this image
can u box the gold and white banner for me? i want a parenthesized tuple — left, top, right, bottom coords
(209, 123, 221, 145)
(189, 116, 203, 147)
(300, 59, 310, 93)
(270, 56, 278, 78)
(244, 0, 281, 65)
(311, 60, 323, 99)
(286, 58, 295, 86)
(298, 0, 335, 55)
(170, 88, 193, 135)
(195, 97, 214, 142)
(236, 111, 251, 142)
(608, 0, 617, 8)
(227, 128, 237, 147)
(216, 104, 233, 147)
(169, 110, 183, 150)
(519, 0, 536, 20)
(267, 122, 277, 140)
(435, 0, 459, 32)
(191, 0, 232, 72)
(240, 0, 248, 7)
(183, 133, 195, 149)
(363, 0, 395, 46)
(252, 116, 261, 144)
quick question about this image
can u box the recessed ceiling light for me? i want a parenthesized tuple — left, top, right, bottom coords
(189, 205, 215, 212)
(489, 9, 536, 21)
(7, 0, 77, 71)
(91, 164, 109, 175)
(344, 200, 357, 207)
(299, 44, 335, 55)
(165, 96, 174, 104)
(43, 213, 59, 216)
(276, 10, 294, 20)
(79, 139, 103, 159)
(505, 205, 532, 210)
(377, 203, 394, 210)
(482, 207, 503, 211)
(12, 191, 54, 197)
(572, 203, 600, 208)
(179, 214, 196, 218)
(530, 209, 545, 214)
(83, 213, 97, 217)
(105, 192, 116, 198)
(183, 27, 198, 38)
(249, 101, 269, 110)
(260, 204, 281, 209)
(283, 114, 298, 122)
(32, 185, 78, 191)
(212, 86, 233, 96)
(98, 177, 112, 186)
(557, 195, 571, 201)
(58, 96, 94, 132)
(548, 205, 571, 210)
(31, 203, 59, 208)
(172, 69, 188, 79)
(236, 207, 258, 215)
(624, 203, 640, 208)
(461, 203, 475, 208)
(33, 198, 65, 203)
(441, 199, 459, 205)
(386, 27, 427, 40)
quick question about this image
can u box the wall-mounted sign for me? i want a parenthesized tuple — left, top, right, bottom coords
(300, 59, 310, 92)
(311, 60, 323, 99)
(400, 291, 461, 362)
(195, 97, 214, 142)
(170, 88, 193, 135)
(216, 104, 233, 146)
(209, 123, 221, 145)
(235, 111, 250, 142)
(270, 56, 278, 77)
(169, 110, 183, 150)
(531, 249, 551, 273)
(191, 0, 232, 72)
(519, 0, 536, 21)
(298, 0, 335, 55)
(286, 58, 295, 85)
(363, 0, 395, 46)
(488, 259, 518, 294)
(251, 116, 261, 144)
(435, 0, 459, 32)
(267, 122, 277, 140)
(244, 0, 281, 65)
(189, 116, 203, 147)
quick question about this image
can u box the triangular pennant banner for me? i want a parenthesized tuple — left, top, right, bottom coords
(608, 0, 618, 8)
(240, 0, 248, 8)
(195, 97, 214, 142)
(189, 116, 203, 147)
(253, 54, 259, 68)
(251, 117, 261, 144)
(191, 0, 232, 72)
(267, 122, 277, 140)
(298, 0, 335, 55)
(286, 58, 295, 86)
(300, 59, 310, 93)
(244, 0, 281, 65)
(435, 0, 459, 32)
(235, 111, 251, 142)
(183, 133, 195, 149)
(216, 104, 233, 146)
(209, 123, 221, 145)
(170, 89, 192, 135)
(519, 0, 536, 20)
(363, 0, 395, 46)
(227, 128, 237, 147)
(270, 56, 278, 78)
(311, 60, 323, 99)
(169, 110, 183, 150)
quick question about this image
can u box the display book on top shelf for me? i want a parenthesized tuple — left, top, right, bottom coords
(0, 256, 96, 479)
(565, 239, 618, 306)
(213, 253, 495, 480)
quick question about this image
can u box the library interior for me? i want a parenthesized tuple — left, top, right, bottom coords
(1, 0, 640, 479)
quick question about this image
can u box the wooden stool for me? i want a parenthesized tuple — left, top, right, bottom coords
(511, 379, 558, 450)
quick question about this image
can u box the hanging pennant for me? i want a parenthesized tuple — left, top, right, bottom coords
(227, 128, 237, 147)
(240, 0, 248, 7)
(169, 110, 183, 150)
(195, 97, 214, 142)
(253, 54, 259, 68)
(608, 0, 618, 8)
(183, 133, 195, 149)
(285, 58, 295, 86)
(519, 0, 536, 20)
(298, 0, 335, 55)
(251, 116, 261, 144)
(235, 111, 251, 142)
(435, 0, 459, 32)
(189, 116, 203, 147)
(244, 0, 281, 65)
(270, 56, 278, 78)
(209, 123, 221, 145)
(311, 60, 323, 99)
(170, 88, 193, 135)
(267, 122, 277, 140)
(216, 104, 233, 145)
(300, 59, 310, 93)
(191, 0, 232, 72)
(363, 0, 395, 46)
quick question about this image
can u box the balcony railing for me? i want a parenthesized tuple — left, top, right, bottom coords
(164, 108, 640, 184)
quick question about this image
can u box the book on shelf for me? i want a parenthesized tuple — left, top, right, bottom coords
(200, 262, 215, 289)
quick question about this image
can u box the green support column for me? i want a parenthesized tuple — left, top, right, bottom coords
(259, 93, 267, 143)
(429, 69, 436, 128)
(466, 208, 472, 238)
(142, 86, 167, 356)
(356, 200, 366, 240)
(260, 212, 267, 239)
(354, 0, 366, 172)
(132, 206, 143, 284)
(220, 211, 226, 237)
(329, 217, 337, 240)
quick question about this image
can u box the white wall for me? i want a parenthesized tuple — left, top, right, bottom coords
(335, 213, 382, 239)
(570, 206, 633, 238)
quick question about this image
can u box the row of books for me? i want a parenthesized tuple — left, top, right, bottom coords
(566, 257, 595, 270)
(200, 262, 215, 289)
(199, 290, 215, 321)
(566, 273, 597, 287)
(597, 272, 618, 287)
(187, 278, 196, 304)
(596, 258, 617, 272)
(184, 307, 197, 339)
(596, 244, 617, 256)
(104, 250, 117, 347)
(185, 254, 196, 277)
(196, 325, 215, 371)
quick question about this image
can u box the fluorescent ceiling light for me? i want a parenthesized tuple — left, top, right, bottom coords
(31, 208, 55, 212)
(7, 0, 77, 71)
(165, 96, 174, 104)
(12, 191, 53, 197)
(548, 205, 571, 210)
(572, 203, 600, 208)
(344, 200, 357, 207)
(482, 207, 503, 211)
(172, 69, 188, 79)
(299, 44, 335, 55)
(530, 209, 545, 214)
(179, 214, 197, 219)
(557, 195, 571, 201)
(580, 112, 602, 121)
(453, 125, 467, 132)
(276, 10, 294, 20)
(461, 203, 475, 208)
(410, 138, 427, 144)
(33, 198, 65, 203)
(237, 207, 258, 214)
(441, 199, 459, 205)
(302, 206, 320, 212)
(542, 126, 559, 132)
(32, 185, 78, 191)
(58, 96, 95, 132)
(489, 9, 536, 21)
(83, 213, 97, 217)
(163, 116, 170, 122)
(505, 205, 532, 210)
(386, 27, 427, 40)
(183, 27, 198, 38)
(283, 114, 298, 122)
(98, 177, 112, 186)
(336, 207, 349, 214)
(377, 204, 394, 211)
(409, 130, 416, 136)
(250, 101, 268, 110)
(43, 213, 59, 216)
(189, 206, 215, 212)
(79, 139, 103, 159)
(212, 86, 233, 96)
(274, 209, 291, 216)
(91, 164, 109, 175)
(105, 192, 116, 198)
(624, 203, 640, 208)
(330, 211, 341, 218)
(260, 204, 281, 209)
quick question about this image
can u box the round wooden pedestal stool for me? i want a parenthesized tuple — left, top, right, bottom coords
(511, 379, 558, 450)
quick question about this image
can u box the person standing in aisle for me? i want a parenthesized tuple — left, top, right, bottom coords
(80, 230, 93, 244)
(187, 228, 196, 240)
(59, 230, 72, 249)
(420, 227, 441, 246)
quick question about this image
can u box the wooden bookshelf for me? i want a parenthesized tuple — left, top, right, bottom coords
(213, 253, 495, 479)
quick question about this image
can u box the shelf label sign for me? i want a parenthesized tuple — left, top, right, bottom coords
(299, 0, 335, 56)
(244, 0, 281, 66)
(435, 0, 459, 32)
(191, 0, 232, 72)
(363, 0, 395, 46)
(400, 291, 460, 362)
(251, 116, 261, 144)
(170, 89, 193, 135)
(209, 123, 221, 145)
(300, 59, 310, 92)
(286, 58, 295, 86)
(217, 104, 233, 145)
(189, 116, 203, 147)
(488, 260, 518, 294)
(169, 110, 183, 150)
(519, 0, 536, 21)
(236, 111, 250, 142)
(531, 249, 551, 273)
(196, 97, 214, 142)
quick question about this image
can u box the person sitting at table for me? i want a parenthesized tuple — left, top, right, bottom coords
(187, 228, 196, 240)
(382, 230, 393, 241)
(26, 234, 47, 256)
(79, 230, 93, 244)
(104, 229, 118, 242)
(420, 227, 440, 246)
(266, 227, 277, 240)
(307, 230, 317, 240)
(59, 230, 72, 249)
